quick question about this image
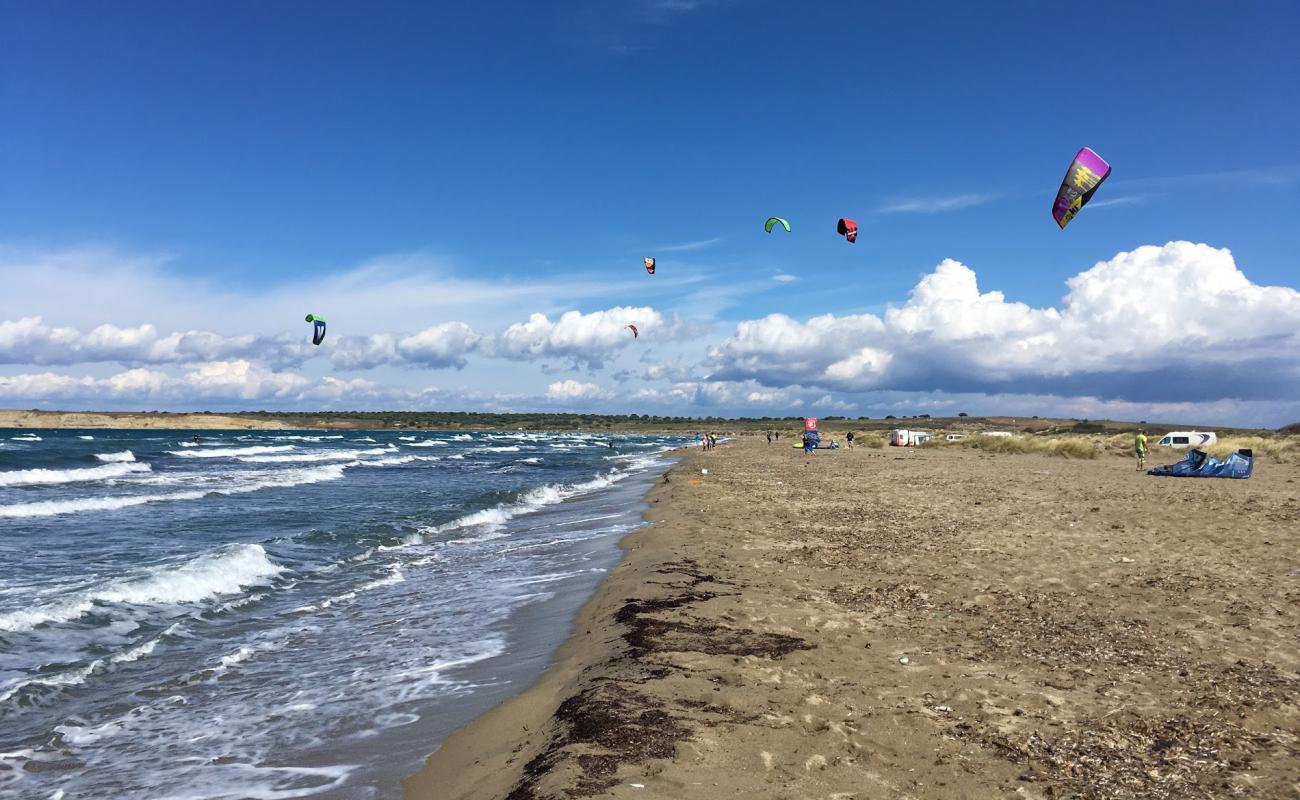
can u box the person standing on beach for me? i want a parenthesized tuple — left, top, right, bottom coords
(1135, 429, 1147, 471)
(766, 431, 772, 445)
(846, 431, 855, 448)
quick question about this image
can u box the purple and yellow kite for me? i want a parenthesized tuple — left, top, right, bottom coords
(1052, 147, 1111, 229)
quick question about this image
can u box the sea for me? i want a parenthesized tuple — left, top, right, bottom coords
(0, 428, 686, 799)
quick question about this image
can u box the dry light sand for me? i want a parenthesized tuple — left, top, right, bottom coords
(408, 436, 1299, 800)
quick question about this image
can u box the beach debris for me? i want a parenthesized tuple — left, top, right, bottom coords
(898, 656, 910, 665)
(630, 784, 645, 788)
(1052, 146, 1111, 229)
(700, 468, 708, 475)
(934, 704, 953, 714)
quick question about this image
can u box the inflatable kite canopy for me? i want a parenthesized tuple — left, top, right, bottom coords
(837, 217, 858, 243)
(305, 314, 327, 346)
(643, 257, 655, 275)
(1149, 448, 1253, 479)
(1052, 147, 1111, 229)
(626, 324, 639, 339)
(764, 217, 791, 234)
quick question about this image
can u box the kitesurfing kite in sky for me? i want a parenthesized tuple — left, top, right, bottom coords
(643, 257, 655, 275)
(305, 314, 326, 345)
(626, 324, 639, 339)
(837, 218, 858, 243)
(1052, 147, 1111, 229)
(764, 217, 791, 234)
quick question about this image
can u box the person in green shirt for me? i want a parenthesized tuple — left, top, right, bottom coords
(1135, 430, 1148, 471)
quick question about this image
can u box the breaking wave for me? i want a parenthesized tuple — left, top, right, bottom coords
(0, 544, 283, 632)
(0, 462, 151, 487)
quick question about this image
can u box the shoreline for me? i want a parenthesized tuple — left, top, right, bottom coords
(405, 437, 1300, 799)
(403, 444, 702, 800)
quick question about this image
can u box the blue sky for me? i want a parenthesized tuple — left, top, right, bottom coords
(2, 1, 1299, 426)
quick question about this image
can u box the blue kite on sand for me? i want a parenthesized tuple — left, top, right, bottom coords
(1148, 448, 1253, 479)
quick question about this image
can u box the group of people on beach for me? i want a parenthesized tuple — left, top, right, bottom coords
(766, 430, 857, 448)
(699, 432, 718, 450)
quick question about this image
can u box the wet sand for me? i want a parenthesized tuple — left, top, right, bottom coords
(407, 437, 1300, 799)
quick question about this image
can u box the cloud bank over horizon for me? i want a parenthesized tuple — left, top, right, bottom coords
(2, 242, 1297, 427)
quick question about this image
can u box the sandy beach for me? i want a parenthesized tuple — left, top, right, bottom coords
(408, 436, 1300, 799)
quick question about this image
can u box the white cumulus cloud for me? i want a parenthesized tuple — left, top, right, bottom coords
(492, 306, 667, 368)
(707, 242, 1300, 403)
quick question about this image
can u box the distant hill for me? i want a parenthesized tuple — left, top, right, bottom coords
(1280, 422, 1300, 434)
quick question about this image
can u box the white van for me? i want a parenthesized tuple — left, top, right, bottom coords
(1156, 431, 1217, 449)
(944, 433, 966, 442)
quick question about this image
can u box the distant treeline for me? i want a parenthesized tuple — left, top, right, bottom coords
(177, 411, 1275, 434)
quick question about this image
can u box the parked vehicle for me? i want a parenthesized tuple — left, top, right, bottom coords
(890, 429, 932, 446)
(981, 431, 1014, 438)
(944, 433, 966, 442)
(1156, 431, 1217, 449)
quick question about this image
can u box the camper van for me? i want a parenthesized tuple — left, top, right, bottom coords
(1156, 431, 1217, 449)
(889, 429, 932, 446)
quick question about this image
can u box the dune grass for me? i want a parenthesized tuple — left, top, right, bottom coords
(909, 430, 1300, 462)
(1206, 436, 1300, 463)
(920, 433, 1099, 459)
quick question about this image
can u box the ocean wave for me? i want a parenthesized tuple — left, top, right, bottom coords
(0, 634, 168, 705)
(0, 544, 283, 632)
(94, 450, 136, 463)
(428, 471, 625, 537)
(480, 445, 521, 453)
(236, 446, 394, 464)
(0, 463, 350, 518)
(78, 435, 95, 440)
(267, 435, 344, 441)
(404, 440, 449, 447)
(450, 434, 473, 441)
(0, 461, 151, 487)
(519, 457, 542, 464)
(10, 434, 42, 441)
(167, 445, 295, 458)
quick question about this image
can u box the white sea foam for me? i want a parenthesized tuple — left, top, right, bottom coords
(94, 450, 136, 463)
(0, 544, 284, 632)
(10, 434, 41, 441)
(78, 435, 95, 440)
(450, 434, 473, 441)
(429, 471, 624, 538)
(268, 435, 344, 441)
(167, 445, 295, 458)
(520, 457, 542, 464)
(236, 446, 394, 464)
(0, 463, 350, 518)
(480, 445, 521, 452)
(0, 462, 150, 487)
(405, 439, 448, 447)
(398, 436, 416, 441)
